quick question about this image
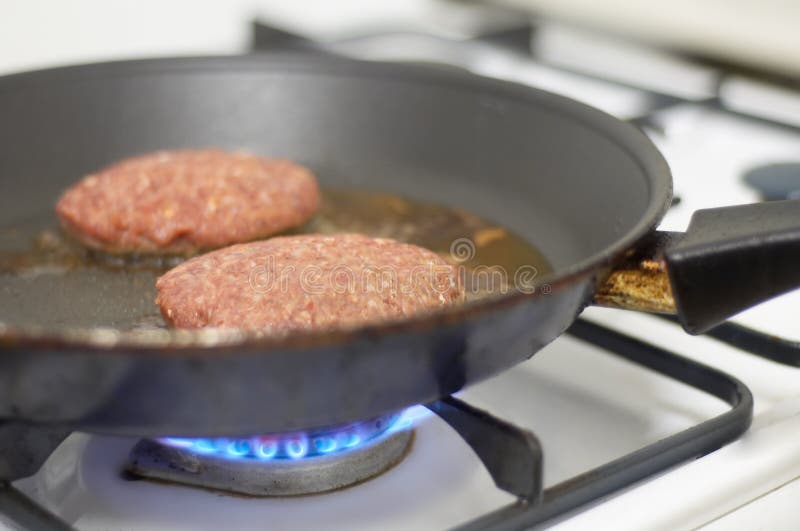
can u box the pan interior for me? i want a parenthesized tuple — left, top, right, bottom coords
(0, 187, 552, 328)
(0, 56, 668, 332)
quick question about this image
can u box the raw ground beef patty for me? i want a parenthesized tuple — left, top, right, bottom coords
(155, 233, 464, 333)
(56, 149, 320, 254)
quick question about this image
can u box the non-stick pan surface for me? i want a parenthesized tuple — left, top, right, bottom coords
(0, 54, 671, 436)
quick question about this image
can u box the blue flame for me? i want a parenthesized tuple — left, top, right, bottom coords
(285, 437, 309, 459)
(158, 406, 431, 462)
(228, 440, 250, 457)
(314, 436, 337, 454)
(193, 439, 217, 454)
(257, 440, 278, 460)
(386, 405, 431, 434)
(341, 432, 361, 448)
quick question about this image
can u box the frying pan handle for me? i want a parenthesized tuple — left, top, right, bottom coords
(593, 199, 800, 334)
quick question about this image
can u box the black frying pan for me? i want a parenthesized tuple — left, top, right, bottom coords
(0, 54, 797, 437)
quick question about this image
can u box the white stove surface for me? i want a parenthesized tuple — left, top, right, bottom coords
(4, 2, 800, 530)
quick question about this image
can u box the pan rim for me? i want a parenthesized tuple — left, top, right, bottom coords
(0, 53, 672, 351)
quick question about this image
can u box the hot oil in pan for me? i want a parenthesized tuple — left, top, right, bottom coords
(0, 188, 551, 329)
(306, 188, 552, 301)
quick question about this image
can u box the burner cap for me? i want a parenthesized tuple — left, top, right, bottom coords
(127, 414, 414, 496)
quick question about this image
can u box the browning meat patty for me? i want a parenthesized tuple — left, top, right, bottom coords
(56, 149, 320, 254)
(155, 233, 463, 333)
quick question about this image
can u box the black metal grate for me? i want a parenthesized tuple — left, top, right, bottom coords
(657, 314, 800, 367)
(429, 318, 753, 531)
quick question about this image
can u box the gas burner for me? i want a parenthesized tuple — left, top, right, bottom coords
(126, 411, 418, 496)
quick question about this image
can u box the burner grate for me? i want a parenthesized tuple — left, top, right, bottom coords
(433, 319, 752, 530)
(657, 314, 800, 367)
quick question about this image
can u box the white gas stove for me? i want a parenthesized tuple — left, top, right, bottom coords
(4, 2, 800, 530)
